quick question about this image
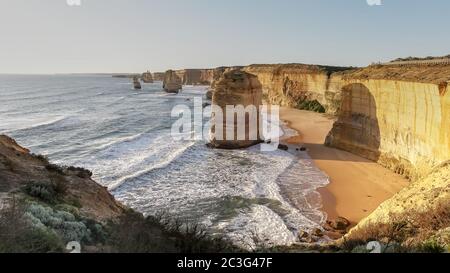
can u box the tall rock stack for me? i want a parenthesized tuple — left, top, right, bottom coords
(141, 71, 154, 83)
(163, 70, 182, 93)
(209, 69, 263, 149)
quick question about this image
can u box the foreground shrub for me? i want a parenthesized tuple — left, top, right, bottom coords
(67, 166, 93, 178)
(342, 200, 450, 253)
(25, 203, 91, 243)
(107, 212, 237, 253)
(0, 199, 63, 253)
(23, 179, 67, 204)
(296, 100, 326, 113)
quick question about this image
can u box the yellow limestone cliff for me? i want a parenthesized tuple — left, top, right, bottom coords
(243, 63, 449, 244)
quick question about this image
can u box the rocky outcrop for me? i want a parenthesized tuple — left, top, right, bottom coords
(0, 135, 125, 221)
(141, 71, 154, 83)
(243, 64, 352, 115)
(133, 77, 142, 90)
(173, 69, 209, 85)
(162, 70, 182, 93)
(209, 70, 263, 149)
(164, 67, 244, 86)
(152, 72, 165, 82)
(0, 135, 237, 253)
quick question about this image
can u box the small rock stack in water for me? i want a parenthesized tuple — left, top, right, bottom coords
(209, 69, 263, 149)
(141, 71, 154, 83)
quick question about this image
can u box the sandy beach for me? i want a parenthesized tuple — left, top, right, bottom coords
(279, 107, 409, 225)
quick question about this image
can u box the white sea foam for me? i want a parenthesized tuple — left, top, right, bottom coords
(2, 76, 331, 248)
(0, 115, 69, 133)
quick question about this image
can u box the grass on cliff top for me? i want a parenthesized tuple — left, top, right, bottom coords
(246, 63, 356, 75)
(338, 63, 450, 84)
(390, 54, 450, 62)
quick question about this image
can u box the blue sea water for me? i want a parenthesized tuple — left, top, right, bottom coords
(0, 74, 329, 248)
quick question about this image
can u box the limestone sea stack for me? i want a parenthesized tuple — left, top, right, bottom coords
(141, 71, 154, 83)
(163, 70, 182, 93)
(209, 69, 263, 149)
(133, 76, 142, 90)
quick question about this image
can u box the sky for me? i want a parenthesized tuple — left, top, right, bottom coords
(0, 0, 449, 74)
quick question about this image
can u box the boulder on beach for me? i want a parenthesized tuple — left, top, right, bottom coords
(328, 217, 351, 231)
(163, 70, 182, 93)
(209, 69, 263, 149)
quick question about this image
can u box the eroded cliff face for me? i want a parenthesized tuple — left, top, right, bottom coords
(0, 135, 125, 221)
(243, 64, 351, 114)
(325, 79, 450, 181)
(241, 63, 449, 180)
(239, 63, 449, 246)
(323, 69, 450, 247)
(170, 67, 244, 86)
(152, 72, 165, 82)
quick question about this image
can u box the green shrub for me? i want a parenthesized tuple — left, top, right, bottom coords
(23, 179, 67, 204)
(419, 240, 446, 253)
(31, 154, 49, 164)
(0, 199, 63, 253)
(107, 212, 237, 253)
(18, 227, 64, 253)
(296, 100, 326, 113)
(23, 181, 57, 203)
(67, 166, 93, 178)
(45, 164, 65, 175)
(25, 203, 91, 243)
(83, 218, 107, 244)
(54, 204, 80, 217)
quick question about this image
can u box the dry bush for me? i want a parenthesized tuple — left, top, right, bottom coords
(342, 200, 450, 253)
(0, 197, 63, 253)
(107, 211, 237, 253)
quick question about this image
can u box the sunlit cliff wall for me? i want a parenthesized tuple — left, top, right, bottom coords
(326, 79, 450, 180)
(243, 64, 349, 114)
(242, 64, 449, 179)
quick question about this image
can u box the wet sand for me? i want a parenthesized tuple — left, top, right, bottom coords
(279, 107, 408, 225)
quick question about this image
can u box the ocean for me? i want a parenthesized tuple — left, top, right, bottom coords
(0, 74, 329, 248)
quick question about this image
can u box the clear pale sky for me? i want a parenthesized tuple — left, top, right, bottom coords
(0, 0, 449, 74)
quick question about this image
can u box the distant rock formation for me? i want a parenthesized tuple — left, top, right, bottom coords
(163, 70, 182, 93)
(112, 74, 140, 79)
(209, 69, 263, 149)
(141, 71, 154, 83)
(152, 72, 165, 82)
(133, 76, 142, 90)
(155, 67, 244, 87)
